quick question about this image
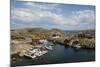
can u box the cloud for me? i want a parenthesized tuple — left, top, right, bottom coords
(24, 2, 60, 11)
(71, 10, 95, 24)
(11, 8, 35, 22)
(11, 2, 95, 30)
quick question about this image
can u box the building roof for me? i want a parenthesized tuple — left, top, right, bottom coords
(32, 35, 40, 39)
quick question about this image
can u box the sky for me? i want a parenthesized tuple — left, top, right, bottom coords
(11, 0, 95, 30)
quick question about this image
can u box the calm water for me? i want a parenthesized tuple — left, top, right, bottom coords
(11, 44, 95, 66)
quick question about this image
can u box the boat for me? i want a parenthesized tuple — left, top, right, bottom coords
(37, 51, 48, 56)
(24, 53, 36, 59)
(45, 46, 53, 50)
(39, 40, 53, 50)
(24, 48, 48, 59)
(30, 49, 39, 53)
(72, 44, 82, 49)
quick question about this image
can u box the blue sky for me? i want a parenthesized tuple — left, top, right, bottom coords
(11, 0, 95, 30)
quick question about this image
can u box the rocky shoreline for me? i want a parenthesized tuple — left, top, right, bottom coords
(50, 38, 95, 49)
(11, 28, 95, 64)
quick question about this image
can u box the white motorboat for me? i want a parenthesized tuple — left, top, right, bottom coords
(72, 44, 82, 49)
(45, 46, 53, 50)
(24, 48, 48, 59)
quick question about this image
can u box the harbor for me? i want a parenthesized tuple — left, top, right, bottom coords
(11, 28, 95, 66)
(23, 39, 53, 59)
(11, 44, 95, 66)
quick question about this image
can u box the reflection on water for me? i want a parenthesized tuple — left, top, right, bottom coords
(11, 44, 95, 66)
